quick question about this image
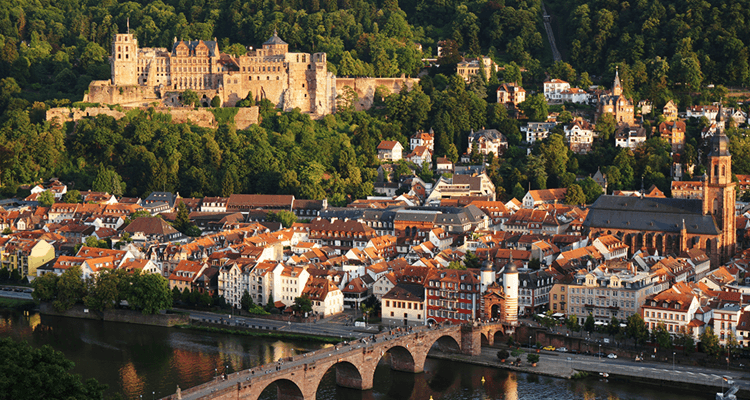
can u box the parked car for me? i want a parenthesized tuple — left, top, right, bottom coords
(607, 353, 617, 359)
(593, 352, 606, 358)
(555, 347, 568, 352)
(542, 346, 556, 351)
(569, 349, 580, 354)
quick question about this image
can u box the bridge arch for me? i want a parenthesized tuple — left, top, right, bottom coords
(258, 378, 304, 400)
(314, 360, 366, 391)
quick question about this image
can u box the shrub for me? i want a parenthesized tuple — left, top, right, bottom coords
(497, 350, 510, 360)
(527, 353, 540, 364)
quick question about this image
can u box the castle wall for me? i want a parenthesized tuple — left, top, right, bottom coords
(335, 77, 420, 111)
(46, 106, 259, 130)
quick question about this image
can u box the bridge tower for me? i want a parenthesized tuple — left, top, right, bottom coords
(503, 258, 518, 325)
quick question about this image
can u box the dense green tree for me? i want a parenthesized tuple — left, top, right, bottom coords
(0, 338, 107, 400)
(61, 190, 82, 203)
(518, 94, 548, 122)
(54, 266, 86, 312)
(126, 271, 173, 315)
(37, 190, 54, 207)
(91, 165, 125, 197)
(584, 313, 595, 332)
(699, 326, 720, 357)
(31, 272, 59, 302)
(266, 210, 298, 228)
(292, 295, 313, 314)
(627, 313, 649, 346)
(181, 90, 200, 107)
(211, 96, 221, 107)
(653, 322, 672, 348)
(564, 184, 585, 205)
(240, 290, 254, 312)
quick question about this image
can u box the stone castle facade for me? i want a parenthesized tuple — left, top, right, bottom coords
(87, 31, 336, 116)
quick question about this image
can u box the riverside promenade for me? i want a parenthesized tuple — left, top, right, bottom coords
(431, 346, 750, 397)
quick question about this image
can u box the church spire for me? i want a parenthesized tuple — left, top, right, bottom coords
(612, 66, 622, 96)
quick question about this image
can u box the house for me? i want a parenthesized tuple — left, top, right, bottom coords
(614, 123, 647, 149)
(342, 276, 370, 309)
(522, 121, 557, 144)
(658, 120, 686, 153)
(200, 197, 228, 212)
(543, 79, 570, 102)
(435, 157, 454, 174)
(382, 283, 426, 327)
(497, 83, 526, 107)
(426, 173, 496, 203)
(517, 269, 554, 316)
(522, 188, 567, 208)
(456, 56, 495, 82)
(303, 277, 344, 317)
(410, 130, 434, 152)
(671, 181, 703, 199)
(425, 268, 480, 325)
(686, 104, 719, 120)
(377, 140, 403, 162)
(272, 264, 310, 307)
(730, 109, 747, 125)
(406, 146, 431, 165)
(564, 118, 596, 154)
(467, 129, 508, 156)
(143, 192, 180, 212)
(641, 283, 701, 336)
(122, 217, 181, 243)
(560, 87, 589, 104)
(226, 194, 294, 212)
(662, 100, 679, 121)
(168, 260, 208, 293)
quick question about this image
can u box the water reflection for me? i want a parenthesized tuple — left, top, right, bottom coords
(0, 311, 719, 399)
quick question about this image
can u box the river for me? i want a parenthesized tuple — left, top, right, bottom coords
(0, 311, 713, 400)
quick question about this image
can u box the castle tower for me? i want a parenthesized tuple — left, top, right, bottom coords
(503, 256, 519, 325)
(480, 260, 495, 293)
(612, 66, 622, 97)
(702, 105, 736, 263)
(111, 32, 138, 86)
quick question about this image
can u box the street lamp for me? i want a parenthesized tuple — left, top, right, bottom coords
(529, 335, 532, 349)
(598, 344, 601, 361)
(673, 351, 675, 370)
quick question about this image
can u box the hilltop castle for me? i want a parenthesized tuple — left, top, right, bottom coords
(86, 30, 336, 116)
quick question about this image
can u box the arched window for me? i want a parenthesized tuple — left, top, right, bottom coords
(715, 165, 719, 177)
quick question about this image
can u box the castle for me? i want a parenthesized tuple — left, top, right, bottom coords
(86, 30, 336, 116)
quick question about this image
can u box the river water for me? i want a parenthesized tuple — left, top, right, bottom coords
(0, 311, 713, 400)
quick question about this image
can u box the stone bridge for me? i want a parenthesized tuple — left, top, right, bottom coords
(163, 322, 505, 400)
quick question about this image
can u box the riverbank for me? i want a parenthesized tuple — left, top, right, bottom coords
(0, 297, 36, 311)
(180, 322, 353, 344)
(38, 303, 189, 326)
(428, 347, 749, 398)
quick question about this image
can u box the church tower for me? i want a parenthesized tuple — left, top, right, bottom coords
(702, 106, 736, 263)
(612, 67, 622, 96)
(111, 30, 138, 86)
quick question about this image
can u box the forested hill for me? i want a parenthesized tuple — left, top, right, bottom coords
(0, 0, 547, 102)
(551, 0, 750, 98)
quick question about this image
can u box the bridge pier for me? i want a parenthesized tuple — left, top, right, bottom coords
(335, 362, 373, 390)
(461, 325, 482, 356)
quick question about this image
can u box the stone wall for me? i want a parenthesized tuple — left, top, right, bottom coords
(46, 106, 259, 130)
(39, 303, 189, 327)
(46, 107, 126, 124)
(336, 76, 420, 110)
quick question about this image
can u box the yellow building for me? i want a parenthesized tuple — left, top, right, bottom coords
(0, 238, 55, 280)
(598, 68, 634, 125)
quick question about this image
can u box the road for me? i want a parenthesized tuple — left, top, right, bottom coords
(0, 287, 33, 300)
(188, 309, 378, 339)
(475, 346, 750, 394)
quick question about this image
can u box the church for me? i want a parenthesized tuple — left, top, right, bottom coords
(597, 68, 635, 125)
(585, 111, 736, 267)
